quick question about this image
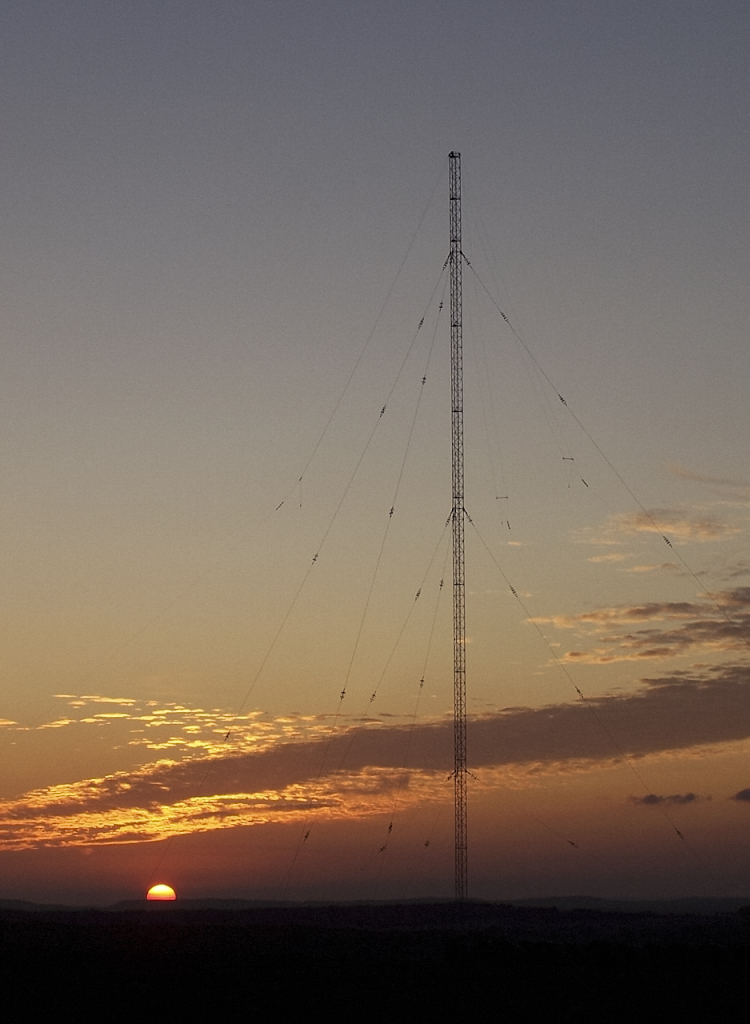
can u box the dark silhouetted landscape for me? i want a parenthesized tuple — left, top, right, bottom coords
(2, 899, 749, 1020)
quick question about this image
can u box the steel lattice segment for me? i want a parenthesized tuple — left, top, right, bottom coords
(449, 152, 467, 900)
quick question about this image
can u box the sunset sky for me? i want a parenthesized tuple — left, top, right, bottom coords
(1, 1, 749, 905)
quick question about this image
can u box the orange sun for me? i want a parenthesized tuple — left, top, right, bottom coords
(147, 883, 176, 901)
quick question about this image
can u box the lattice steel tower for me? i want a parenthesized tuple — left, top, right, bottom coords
(449, 152, 468, 899)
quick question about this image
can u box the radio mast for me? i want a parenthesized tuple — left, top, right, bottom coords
(449, 152, 468, 899)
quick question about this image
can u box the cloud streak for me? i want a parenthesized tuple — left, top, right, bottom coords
(670, 466, 750, 501)
(3, 695, 336, 759)
(584, 505, 742, 546)
(629, 792, 705, 806)
(3, 663, 750, 850)
(532, 587, 750, 664)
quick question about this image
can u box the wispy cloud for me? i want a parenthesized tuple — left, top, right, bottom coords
(629, 792, 705, 806)
(621, 563, 683, 575)
(719, 560, 750, 580)
(532, 600, 706, 629)
(532, 587, 750, 664)
(670, 465, 750, 501)
(3, 695, 337, 758)
(584, 506, 741, 546)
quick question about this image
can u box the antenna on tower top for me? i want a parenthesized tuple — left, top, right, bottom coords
(449, 152, 468, 899)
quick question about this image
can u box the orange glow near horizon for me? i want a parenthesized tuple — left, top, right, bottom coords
(147, 883, 176, 901)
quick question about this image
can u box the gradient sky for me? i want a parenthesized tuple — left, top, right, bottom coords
(1, 1, 748, 905)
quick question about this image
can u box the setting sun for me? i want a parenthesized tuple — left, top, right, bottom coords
(146, 884, 176, 901)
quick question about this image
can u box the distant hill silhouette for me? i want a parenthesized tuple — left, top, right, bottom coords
(5, 893, 749, 915)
